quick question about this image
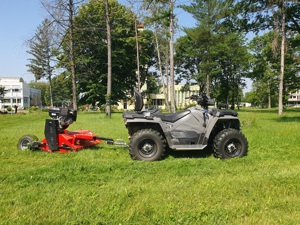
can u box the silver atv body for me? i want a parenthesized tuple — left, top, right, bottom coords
(123, 89, 248, 161)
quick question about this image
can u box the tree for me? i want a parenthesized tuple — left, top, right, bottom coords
(26, 18, 56, 106)
(105, 0, 112, 118)
(181, 0, 230, 95)
(143, 0, 178, 112)
(144, 1, 171, 111)
(212, 32, 250, 108)
(0, 86, 5, 108)
(0, 86, 5, 97)
(51, 72, 73, 106)
(178, 0, 250, 108)
(29, 81, 49, 106)
(249, 31, 280, 108)
(42, 0, 83, 110)
(168, 0, 176, 112)
(237, 0, 299, 114)
(174, 35, 206, 90)
(64, 0, 155, 107)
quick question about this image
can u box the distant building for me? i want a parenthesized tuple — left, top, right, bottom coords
(117, 84, 200, 111)
(117, 84, 253, 111)
(287, 90, 300, 106)
(0, 77, 42, 110)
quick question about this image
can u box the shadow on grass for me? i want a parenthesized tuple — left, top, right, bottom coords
(167, 147, 213, 159)
(238, 108, 278, 113)
(270, 116, 300, 123)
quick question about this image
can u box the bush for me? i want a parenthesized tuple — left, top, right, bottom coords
(41, 108, 49, 112)
(30, 106, 39, 111)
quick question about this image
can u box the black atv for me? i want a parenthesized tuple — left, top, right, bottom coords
(122, 89, 248, 161)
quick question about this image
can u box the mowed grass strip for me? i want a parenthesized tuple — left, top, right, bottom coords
(0, 109, 300, 224)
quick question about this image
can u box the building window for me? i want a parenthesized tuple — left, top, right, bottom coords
(151, 99, 163, 106)
(13, 99, 21, 104)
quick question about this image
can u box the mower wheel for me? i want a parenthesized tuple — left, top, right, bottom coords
(17, 135, 39, 151)
(213, 128, 248, 159)
(129, 129, 166, 161)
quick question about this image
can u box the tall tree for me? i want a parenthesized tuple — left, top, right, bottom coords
(105, 0, 112, 117)
(248, 32, 279, 108)
(26, 18, 56, 106)
(143, 0, 177, 112)
(144, 2, 171, 111)
(64, 0, 154, 107)
(237, 0, 299, 114)
(29, 81, 49, 106)
(51, 72, 73, 106)
(169, 0, 176, 112)
(181, 0, 229, 95)
(42, 0, 83, 110)
(179, 0, 250, 108)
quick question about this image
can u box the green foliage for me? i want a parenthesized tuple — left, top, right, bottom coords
(1, 110, 300, 224)
(51, 72, 73, 107)
(0, 85, 5, 97)
(177, 0, 251, 109)
(57, 0, 155, 106)
(237, 0, 300, 34)
(26, 18, 57, 81)
(29, 81, 49, 106)
(248, 31, 300, 107)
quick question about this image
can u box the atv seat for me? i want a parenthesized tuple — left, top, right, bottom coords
(210, 108, 238, 117)
(154, 110, 191, 122)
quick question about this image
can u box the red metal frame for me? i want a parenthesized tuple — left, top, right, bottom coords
(39, 129, 102, 153)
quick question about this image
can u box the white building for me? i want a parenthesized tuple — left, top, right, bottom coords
(0, 77, 42, 110)
(288, 90, 300, 106)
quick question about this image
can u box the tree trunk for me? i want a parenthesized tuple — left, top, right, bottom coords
(49, 76, 54, 107)
(154, 23, 170, 112)
(134, 17, 141, 92)
(69, 0, 77, 110)
(105, 0, 112, 118)
(169, 0, 176, 113)
(278, 12, 285, 115)
(268, 80, 271, 108)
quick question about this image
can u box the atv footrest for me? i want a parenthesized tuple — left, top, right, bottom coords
(172, 144, 206, 150)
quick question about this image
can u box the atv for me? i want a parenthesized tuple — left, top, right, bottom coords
(122, 89, 248, 161)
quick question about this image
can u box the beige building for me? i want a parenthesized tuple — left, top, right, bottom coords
(118, 84, 200, 111)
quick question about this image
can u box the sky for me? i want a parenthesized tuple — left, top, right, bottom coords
(0, 0, 251, 91)
(0, 0, 47, 82)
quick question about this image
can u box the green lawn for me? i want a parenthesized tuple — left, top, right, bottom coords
(0, 109, 299, 224)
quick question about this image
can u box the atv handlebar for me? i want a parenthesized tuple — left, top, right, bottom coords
(186, 93, 215, 108)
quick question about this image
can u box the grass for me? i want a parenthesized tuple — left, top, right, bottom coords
(0, 109, 300, 224)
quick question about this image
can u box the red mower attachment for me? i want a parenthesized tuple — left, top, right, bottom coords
(17, 107, 123, 153)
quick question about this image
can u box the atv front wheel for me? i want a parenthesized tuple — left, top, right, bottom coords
(17, 135, 39, 150)
(129, 129, 166, 161)
(213, 129, 248, 159)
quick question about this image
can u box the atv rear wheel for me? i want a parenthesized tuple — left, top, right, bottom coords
(129, 129, 166, 161)
(17, 135, 39, 150)
(213, 129, 248, 159)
